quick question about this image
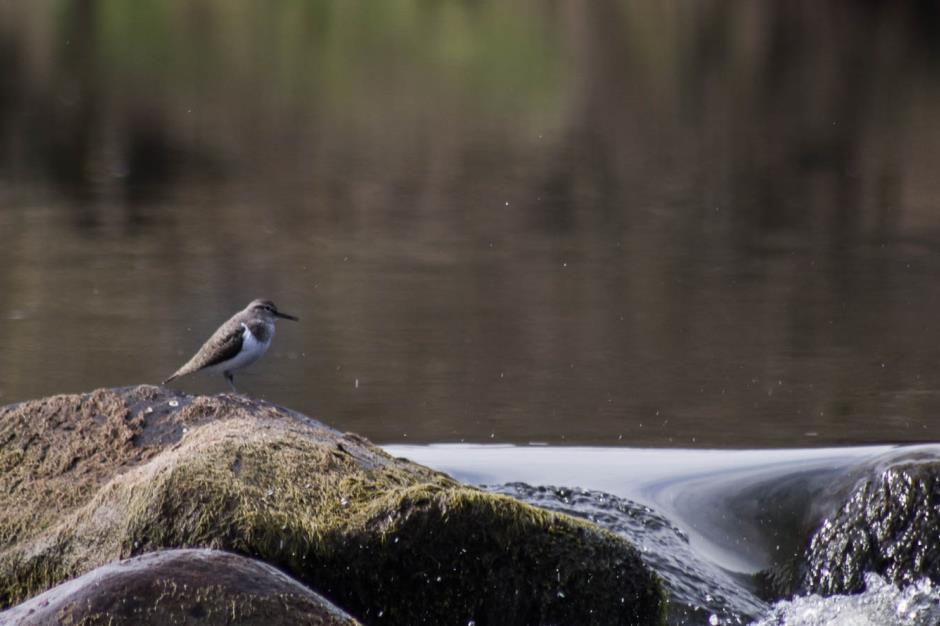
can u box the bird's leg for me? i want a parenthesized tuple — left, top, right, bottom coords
(224, 371, 238, 393)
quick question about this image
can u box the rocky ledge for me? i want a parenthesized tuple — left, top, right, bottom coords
(0, 386, 665, 625)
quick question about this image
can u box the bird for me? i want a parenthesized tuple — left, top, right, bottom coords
(163, 299, 298, 392)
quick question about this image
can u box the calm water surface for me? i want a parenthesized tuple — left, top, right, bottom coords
(2, 3, 940, 446)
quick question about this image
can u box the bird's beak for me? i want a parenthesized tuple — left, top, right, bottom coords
(276, 311, 299, 321)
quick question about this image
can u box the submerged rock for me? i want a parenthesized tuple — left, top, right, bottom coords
(0, 549, 359, 625)
(0, 386, 665, 625)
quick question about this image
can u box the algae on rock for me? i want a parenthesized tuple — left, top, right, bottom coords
(0, 385, 665, 625)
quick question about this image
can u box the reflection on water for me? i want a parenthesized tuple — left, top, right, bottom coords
(3, 3, 940, 445)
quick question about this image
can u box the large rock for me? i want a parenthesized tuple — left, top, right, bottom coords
(0, 549, 360, 625)
(0, 386, 665, 625)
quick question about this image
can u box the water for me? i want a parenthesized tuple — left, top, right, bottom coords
(752, 575, 940, 626)
(2, 3, 940, 447)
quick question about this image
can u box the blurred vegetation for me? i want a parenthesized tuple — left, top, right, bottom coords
(59, 1, 562, 121)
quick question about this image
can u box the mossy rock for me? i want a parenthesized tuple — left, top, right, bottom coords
(0, 548, 360, 625)
(0, 386, 665, 625)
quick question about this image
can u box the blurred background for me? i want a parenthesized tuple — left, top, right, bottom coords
(2, 1, 940, 446)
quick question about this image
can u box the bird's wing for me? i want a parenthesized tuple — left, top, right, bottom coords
(165, 321, 245, 381)
(199, 325, 246, 369)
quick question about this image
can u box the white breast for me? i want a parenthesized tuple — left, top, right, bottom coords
(209, 323, 273, 373)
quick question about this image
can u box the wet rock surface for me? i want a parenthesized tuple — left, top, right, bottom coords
(0, 385, 665, 625)
(0, 549, 360, 625)
(758, 446, 940, 600)
(798, 456, 940, 596)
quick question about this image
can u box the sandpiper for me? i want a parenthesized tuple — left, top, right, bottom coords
(163, 299, 298, 392)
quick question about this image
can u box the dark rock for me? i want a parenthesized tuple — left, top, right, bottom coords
(0, 549, 359, 625)
(761, 446, 940, 598)
(0, 385, 665, 625)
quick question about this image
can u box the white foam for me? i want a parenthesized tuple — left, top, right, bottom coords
(750, 574, 940, 626)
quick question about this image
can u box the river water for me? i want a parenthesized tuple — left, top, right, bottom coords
(3, 3, 940, 448)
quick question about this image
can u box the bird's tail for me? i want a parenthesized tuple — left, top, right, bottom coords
(163, 359, 201, 385)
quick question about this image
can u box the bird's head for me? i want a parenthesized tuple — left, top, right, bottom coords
(247, 299, 299, 322)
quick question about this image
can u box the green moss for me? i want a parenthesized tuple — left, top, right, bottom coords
(0, 386, 665, 625)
